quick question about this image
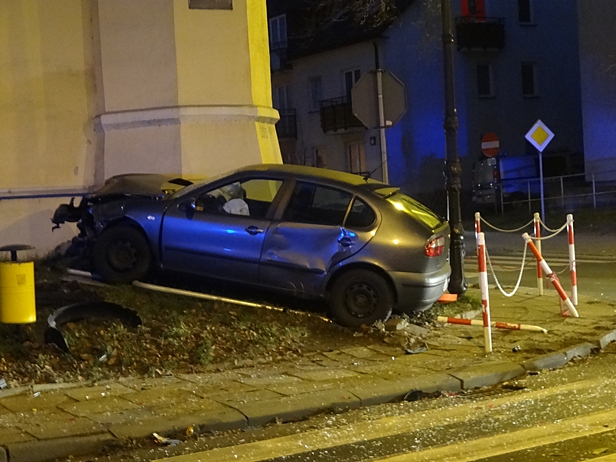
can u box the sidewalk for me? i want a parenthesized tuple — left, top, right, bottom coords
(1, 286, 616, 462)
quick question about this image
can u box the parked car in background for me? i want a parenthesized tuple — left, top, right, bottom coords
(52, 164, 451, 327)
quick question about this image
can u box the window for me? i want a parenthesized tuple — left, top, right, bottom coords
(344, 69, 361, 100)
(345, 198, 376, 228)
(518, 0, 533, 24)
(269, 15, 287, 50)
(189, 0, 232, 9)
(347, 142, 366, 175)
(521, 63, 537, 97)
(309, 76, 323, 111)
(195, 179, 282, 218)
(272, 85, 292, 110)
(283, 182, 352, 226)
(477, 64, 493, 97)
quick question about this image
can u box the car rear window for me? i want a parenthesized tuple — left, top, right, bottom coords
(385, 192, 444, 229)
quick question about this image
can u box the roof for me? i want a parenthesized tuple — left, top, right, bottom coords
(238, 163, 385, 187)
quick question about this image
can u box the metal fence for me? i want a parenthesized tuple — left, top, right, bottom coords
(496, 171, 616, 214)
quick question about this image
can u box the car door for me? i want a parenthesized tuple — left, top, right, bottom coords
(260, 181, 376, 296)
(160, 178, 283, 283)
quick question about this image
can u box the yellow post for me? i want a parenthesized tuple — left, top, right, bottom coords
(0, 261, 36, 324)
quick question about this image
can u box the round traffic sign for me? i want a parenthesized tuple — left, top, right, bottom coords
(481, 132, 500, 157)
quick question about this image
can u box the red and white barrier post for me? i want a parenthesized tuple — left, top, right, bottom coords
(522, 233, 579, 317)
(534, 212, 543, 295)
(475, 212, 481, 236)
(437, 316, 547, 334)
(477, 232, 492, 353)
(567, 214, 578, 306)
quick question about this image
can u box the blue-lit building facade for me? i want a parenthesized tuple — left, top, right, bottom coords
(268, 0, 584, 212)
(578, 0, 616, 182)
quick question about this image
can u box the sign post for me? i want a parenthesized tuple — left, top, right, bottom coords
(525, 120, 554, 220)
(352, 69, 407, 183)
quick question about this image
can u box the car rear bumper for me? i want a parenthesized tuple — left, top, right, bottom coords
(390, 264, 451, 312)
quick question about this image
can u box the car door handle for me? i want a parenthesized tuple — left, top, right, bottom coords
(245, 225, 264, 235)
(338, 237, 354, 247)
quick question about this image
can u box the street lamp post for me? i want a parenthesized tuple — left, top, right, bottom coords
(441, 0, 467, 295)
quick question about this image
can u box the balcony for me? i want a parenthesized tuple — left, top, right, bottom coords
(455, 17, 505, 51)
(275, 108, 297, 139)
(320, 96, 364, 133)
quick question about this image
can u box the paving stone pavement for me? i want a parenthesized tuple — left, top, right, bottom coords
(1, 285, 616, 462)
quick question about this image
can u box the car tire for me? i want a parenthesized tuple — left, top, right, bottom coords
(92, 225, 153, 284)
(329, 269, 393, 328)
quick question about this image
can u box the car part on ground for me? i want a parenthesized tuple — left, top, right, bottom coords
(45, 301, 142, 353)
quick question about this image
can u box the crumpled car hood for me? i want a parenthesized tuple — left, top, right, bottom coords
(87, 173, 193, 199)
(51, 173, 194, 229)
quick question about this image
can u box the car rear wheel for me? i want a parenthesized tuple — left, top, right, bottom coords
(92, 225, 153, 284)
(329, 269, 393, 328)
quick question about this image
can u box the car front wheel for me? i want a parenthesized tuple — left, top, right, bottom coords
(328, 269, 393, 328)
(92, 225, 153, 284)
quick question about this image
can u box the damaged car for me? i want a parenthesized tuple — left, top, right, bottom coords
(52, 164, 451, 327)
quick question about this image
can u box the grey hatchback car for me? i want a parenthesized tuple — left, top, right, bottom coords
(52, 164, 451, 327)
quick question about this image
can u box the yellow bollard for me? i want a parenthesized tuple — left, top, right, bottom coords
(0, 261, 36, 324)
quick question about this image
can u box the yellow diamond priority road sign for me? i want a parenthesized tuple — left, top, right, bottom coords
(525, 119, 554, 152)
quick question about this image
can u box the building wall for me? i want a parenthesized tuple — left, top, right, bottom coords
(0, 0, 281, 256)
(460, 0, 582, 162)
(0, 0, 97, 190)
(578, 0, 616, 181)
(275, 41, 383, 177)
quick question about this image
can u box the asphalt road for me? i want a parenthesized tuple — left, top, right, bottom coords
(146, 345, 616, 462)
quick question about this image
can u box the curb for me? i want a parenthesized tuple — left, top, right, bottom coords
(3, 333, 616, 462)
(6, 434, 115, 462)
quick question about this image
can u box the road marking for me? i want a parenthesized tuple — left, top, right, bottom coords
(154, 378, 616, 462)
(375, 406, 616, 461)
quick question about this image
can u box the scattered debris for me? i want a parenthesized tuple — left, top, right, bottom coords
(0, 378, 7, 389)
(404, 345, 428, 355)
(153, 432, 181, 446)
(501, 383, 526, 391)
(403, 390, 425, 401)
(512, 345, 521, 352)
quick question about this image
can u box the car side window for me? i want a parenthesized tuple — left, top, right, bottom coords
(283, 182, 353, 226)
(344, 197, 376, 228)
(195, 179, 282, 218)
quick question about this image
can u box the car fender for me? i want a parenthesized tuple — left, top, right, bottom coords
(93, 201, 167, 264)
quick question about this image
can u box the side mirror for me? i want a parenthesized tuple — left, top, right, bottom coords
(178, 198, 196, 213)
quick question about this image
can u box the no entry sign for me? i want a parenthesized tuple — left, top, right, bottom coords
(481, 133, 500, 158)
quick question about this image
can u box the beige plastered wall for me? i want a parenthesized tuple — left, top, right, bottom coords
(0, 0, 281, 256)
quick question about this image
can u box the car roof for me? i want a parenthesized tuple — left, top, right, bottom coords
(236, 164, 386, 189)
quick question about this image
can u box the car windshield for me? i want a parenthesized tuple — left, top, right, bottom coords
(167, 172, 229, 200)
(384, 192, 444, 229)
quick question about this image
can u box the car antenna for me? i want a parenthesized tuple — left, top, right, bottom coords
(363, 158, 388, 183)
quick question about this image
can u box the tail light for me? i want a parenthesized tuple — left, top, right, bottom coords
(425, 235, 445, 257)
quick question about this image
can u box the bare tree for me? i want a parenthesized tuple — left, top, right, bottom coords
(294, 0, 404, 43)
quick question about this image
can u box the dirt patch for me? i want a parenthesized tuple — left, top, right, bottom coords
(0, 259, 478, 388)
